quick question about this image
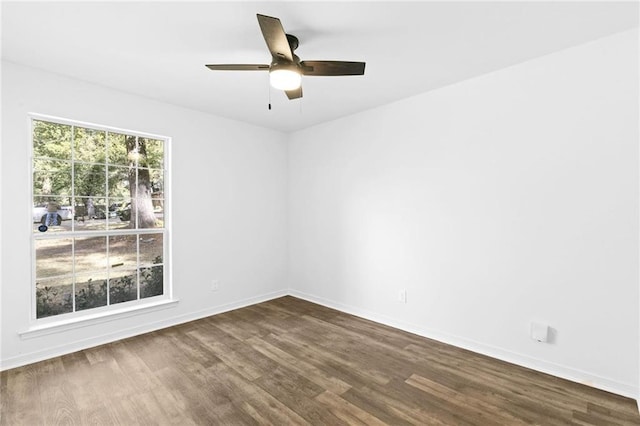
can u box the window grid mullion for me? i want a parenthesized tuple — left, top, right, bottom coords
(135, 136, 140, 299)
(70, 125, 77, 312)
(105, 130, 110, 307)
(136, 235, 141, 300)
(71, 125, 75, 233)
(72, 237, 76, 313)
(32, 117, 167, 321)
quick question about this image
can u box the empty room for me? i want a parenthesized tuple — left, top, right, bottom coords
(1, 1, 639, 424)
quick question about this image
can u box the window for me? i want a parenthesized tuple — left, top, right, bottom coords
(31, 116, 169, 320)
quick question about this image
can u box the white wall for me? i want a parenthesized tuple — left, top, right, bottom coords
(288, 29, 639, 398)
(0, 61, 288, 369)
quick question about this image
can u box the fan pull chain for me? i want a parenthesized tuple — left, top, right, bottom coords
(268, 84, 272, 110)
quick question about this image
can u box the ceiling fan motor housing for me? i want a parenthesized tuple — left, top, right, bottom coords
(286, 34, 299, 52)
(270, 62, 299, 73)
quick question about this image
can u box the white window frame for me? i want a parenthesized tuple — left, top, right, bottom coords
(27, 113, 174, 331)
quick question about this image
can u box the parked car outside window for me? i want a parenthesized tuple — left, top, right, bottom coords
(116, 202, 132, 221)
(32, 205, 74, 224)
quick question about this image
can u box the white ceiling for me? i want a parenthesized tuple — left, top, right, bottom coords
(2, 1, 638, 133)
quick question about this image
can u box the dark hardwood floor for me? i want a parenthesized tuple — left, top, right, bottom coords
(1, 296, 639, 425)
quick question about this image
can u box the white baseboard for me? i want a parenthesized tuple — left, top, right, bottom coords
(289, 289, 639, 400)
(2, 287, 638, 404)
(0, 289, 288, 371)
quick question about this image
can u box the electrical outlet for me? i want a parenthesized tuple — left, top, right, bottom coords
(211, 280, 220, 292)
(398, 289, 407, 303)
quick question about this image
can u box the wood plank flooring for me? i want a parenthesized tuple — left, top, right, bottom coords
(1, 296, 639, 425)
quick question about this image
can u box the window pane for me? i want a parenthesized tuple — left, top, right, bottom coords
(108, 165, 131, 198)
(33, 159, 72, 198)
(140, 266, 163, 299)
(33, 120, 71, 160)
(139, 138, 163, 169)
(74, 127, 106, 163)
(139, 234, 163, 266)
(33, 197, 74, 234)
(131, 198, 161, 229)
(107, 198, 131, 230)
(109, 235, 137, 269)
(152, 199, 165, 228)
(73, 197, 108, 232)
(74, 236, 107, 273)
(149, 169, 164, 196)
(109, 270, 138, 304)
(36, 277, 73, 318)
(74, 163, 106, 198)
(124, 135, 139, 166)
(75, 274, 107, 311)
(33, 197, 65, 223)
(35, 238, 73, 278)
(128, 186, 165, 229)
(108, 132, 129, 165)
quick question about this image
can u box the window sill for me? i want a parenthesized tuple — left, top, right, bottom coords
(19, 299, 180, 340)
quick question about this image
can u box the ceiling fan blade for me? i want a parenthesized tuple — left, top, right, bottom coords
(257, 14, 293, 62)
(285, 86, 303, 100)
(206, 64, 270, 71)
(300, 61, 366, 76)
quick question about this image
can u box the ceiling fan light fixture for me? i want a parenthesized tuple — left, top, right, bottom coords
(269, 64, 301, 91)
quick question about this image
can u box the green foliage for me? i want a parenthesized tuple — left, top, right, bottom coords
(75, 279, 108, 311)
(33, 120, 72, 159)
(138, 138, 164, 169)
(108, 133, 129, 165)
(141, 256, 163, 298)
(33, 160, 72, 204)
(32, 122, 73, 204)
(32, 120, 164, 208)
(36, 285, 72, 318)
(73, 127, 106, 164)
(109, 274, 137, 304)
(74, 163, 106, 197)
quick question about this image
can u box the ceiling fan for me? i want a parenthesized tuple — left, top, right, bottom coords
(205, 14, 366, 100)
